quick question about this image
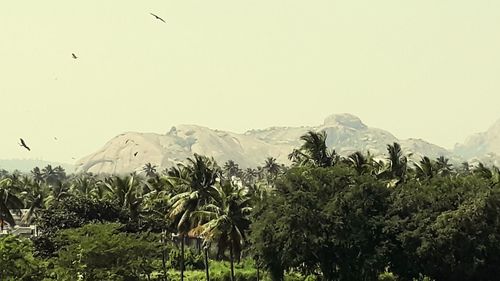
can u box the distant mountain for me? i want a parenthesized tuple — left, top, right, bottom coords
(454, 118, 500, 166)
(0, 159, 75, 173)
(75, 113, 455, 174)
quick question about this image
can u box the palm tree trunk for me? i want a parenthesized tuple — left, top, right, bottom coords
(204, 245, 210, 281)
(162, 249, 167, 281)
(229, 245, 235, 281)
(162, 230, 168, 281)
(180, 234, 185, 281)
(256, 260, 260, 281)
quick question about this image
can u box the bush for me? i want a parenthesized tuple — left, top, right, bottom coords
(379, 272, 397, 281)
(0, 235, 46, 281)
(167, 247, 205, 270)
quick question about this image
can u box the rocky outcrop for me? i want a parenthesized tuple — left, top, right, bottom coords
(76, 114, 466, 174)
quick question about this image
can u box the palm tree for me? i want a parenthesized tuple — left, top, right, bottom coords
(460, 161, 471, 175)
(41, 165, 66, 186)
(242, 168, 258, 186)
(435, 156, 453, 176)
(386, 142, 408, 184)
(44, 180, 71, 207)
(104, 174, 146, 219)
(223, 160, 242, 179)
(69, 174, 100, 199)
(290, 131, 337, 167)
(167, 154, 221, 281)
(347, 151, 369, 175)
(192, 181, 252, 281)
(31, 167, 44, 184)
(143, 163, 158, 178)
(18, 176, 49, 225)
(0, 178, 23, 230)
(414, 156, 434, 180)
(473, 162, 493, 179)
(288, 148, 307, 166)
(263, 157, 281, 183)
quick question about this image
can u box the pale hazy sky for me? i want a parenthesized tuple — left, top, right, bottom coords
(1, 1, 499, 163)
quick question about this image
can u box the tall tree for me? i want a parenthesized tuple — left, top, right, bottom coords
(223, 160, 242, 179)
(167, 154, 221, 281)
(414, 156, 434, 180)
(263, 157, 281, 183)
(0, 178, 23, 230)
(143, 163, 158, 178)
(386, 142, 408, 185)
(291, 130, 337, 167)
(435, 156, 453, 176)
(193, 181, 252, 281)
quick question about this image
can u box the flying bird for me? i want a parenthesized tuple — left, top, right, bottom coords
(134, 152, 138, 157)
(54, 137, 58, 141)
(72, 53, 78, 59)
(150, 13, 166, 23)
(19, 138, 30, 151)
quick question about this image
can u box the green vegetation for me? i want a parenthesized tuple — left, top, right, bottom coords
(1, 131, 500, 280)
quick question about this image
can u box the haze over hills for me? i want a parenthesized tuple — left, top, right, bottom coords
(3, 113, 499, 174)
(454, 119, 500, 166)
(75, 113, 462, 174)
(0, 159, 74, 173)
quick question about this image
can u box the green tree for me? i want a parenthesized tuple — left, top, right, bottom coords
(289, 131, 337, 167)
(263, 157, 281, 182)
(167, 154, 221, 281)
(385, 142, 408, 185)
(223, 160, 242, 179)
(52, 223, 160, 281)
(193, 180, 252, 281)
(142, 163, 158, 178)
(251, 165, 389, 281)
(414, 156, 434, 180)
(0, 235, 45, 281)
(0, 178, 23, 230)
(387, 175, 500, 281)
(435, 156, 453, 176)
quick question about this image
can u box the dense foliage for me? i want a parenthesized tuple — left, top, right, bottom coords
(1, 131, 500, 280)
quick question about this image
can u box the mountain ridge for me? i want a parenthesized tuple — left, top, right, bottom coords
(75, 113, 476, 174)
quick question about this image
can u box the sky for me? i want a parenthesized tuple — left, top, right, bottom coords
(1, 1, 499, 163)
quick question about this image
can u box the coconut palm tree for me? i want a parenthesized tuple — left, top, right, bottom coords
(69, 173, 102, 199)
(167, 154, 222, 281)
(347, 151, 369, 175)
(386, 142, 408, 184)
(18, 176, 49, 225)
(30, 167, 44, 184)
(288, 148, 308, 166)
(104, 174, 146, 219)
(414, 156, 434, 180)
(192, 181, 252, 281)
(0, 178, 23, 230)
(44, 180, 71, 207)
(435, 156, 453, 176)
(242, 168, 258, 186)
(263, 157, 281, 183)
(223, 160, 242, 179)
(294, 130, 337, 167)
(143, 163, 158, 178)
(473, 162, 492, 179)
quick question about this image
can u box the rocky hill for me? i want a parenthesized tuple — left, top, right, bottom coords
(75, 113, 456, 174)
(454, 119, 500, 166)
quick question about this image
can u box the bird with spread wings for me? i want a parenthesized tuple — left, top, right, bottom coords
(19, 138, 31, 151)
(150, 13, 166, 23)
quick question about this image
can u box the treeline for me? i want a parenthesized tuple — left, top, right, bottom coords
(0, 131, 500, 280)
